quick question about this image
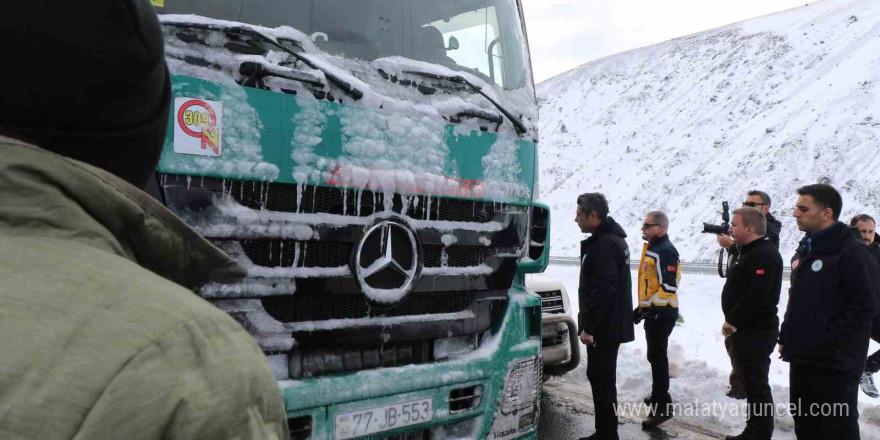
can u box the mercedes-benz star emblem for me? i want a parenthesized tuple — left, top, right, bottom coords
(353, 219, 421, 304)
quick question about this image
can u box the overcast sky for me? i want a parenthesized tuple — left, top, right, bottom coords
(521, 0, 823, 84)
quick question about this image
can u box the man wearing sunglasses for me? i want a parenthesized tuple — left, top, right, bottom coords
(717, 190, 781, 399)
(780, 184, 877, 440)
(635, 211, 681, 429)
(718, 191, 782, 250)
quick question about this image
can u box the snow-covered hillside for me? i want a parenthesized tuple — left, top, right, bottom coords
(537, 0, 880, 261)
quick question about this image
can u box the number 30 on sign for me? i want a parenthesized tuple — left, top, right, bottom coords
(173, 97, 223, 157)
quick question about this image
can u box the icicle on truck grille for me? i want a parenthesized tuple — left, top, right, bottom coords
(159, 175, 527, 377)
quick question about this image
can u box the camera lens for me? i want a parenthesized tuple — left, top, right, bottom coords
(702, 223, 724, 235)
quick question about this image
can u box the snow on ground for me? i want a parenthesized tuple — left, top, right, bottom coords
(542, 264, 880, 439)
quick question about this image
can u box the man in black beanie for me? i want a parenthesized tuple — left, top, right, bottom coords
(0, 1, 289, 439)
(0, 0, 171, 188)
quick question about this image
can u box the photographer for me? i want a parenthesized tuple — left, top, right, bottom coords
(721, 208, 782, 440)
(716, 190, 781, 399)
(717, 190, 782, 251)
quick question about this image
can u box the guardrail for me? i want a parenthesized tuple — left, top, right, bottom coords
(548, 256, 792, 280)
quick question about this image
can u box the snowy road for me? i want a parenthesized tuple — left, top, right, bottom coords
(539, 380, 723, 439)
(538, 264, 880, 439)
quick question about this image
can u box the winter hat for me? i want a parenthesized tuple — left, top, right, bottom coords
(0, 0, 171, 189)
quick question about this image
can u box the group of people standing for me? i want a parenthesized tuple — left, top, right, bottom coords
(574, 183, 880, 440)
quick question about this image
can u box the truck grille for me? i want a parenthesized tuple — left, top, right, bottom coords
(239, 240, 491, 269)
(262, 291, 475, 323)
(423, 245, 488, 268)
(288, 341, 432, 379)
(537, 290, 565, 314)
(160, 175, 526, 378)
(287, 416, 312, 440)
(542, 329, 568, 347)
(241, 240, 350, 268)
(227, 179, 502, 223)
(385, 430, 429, 440)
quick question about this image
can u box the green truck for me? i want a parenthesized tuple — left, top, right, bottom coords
(150, 0, 548, 438)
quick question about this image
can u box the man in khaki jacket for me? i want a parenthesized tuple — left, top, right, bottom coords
(0, 1, 288, 439)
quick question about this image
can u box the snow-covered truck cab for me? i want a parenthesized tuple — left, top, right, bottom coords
(150, 0, 547, 438)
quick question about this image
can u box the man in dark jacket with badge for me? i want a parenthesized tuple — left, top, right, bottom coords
(575, 192, 635, 440)
(780, 184, 878, 440)
(717, 190, 781, 399)
(721, 208, 783, 440)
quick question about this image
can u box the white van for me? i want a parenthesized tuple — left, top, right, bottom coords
(526, 274, 579, 378)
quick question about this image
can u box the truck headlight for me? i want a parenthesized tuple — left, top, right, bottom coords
(488, 356, 542, 439)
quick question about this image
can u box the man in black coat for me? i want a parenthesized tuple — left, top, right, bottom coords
(849, 214, 880, 398)
(575, 192, 635, 440)
(721, 208, 783, 440)
(780, 184, 878, 440)
(717, 190, 781, 399)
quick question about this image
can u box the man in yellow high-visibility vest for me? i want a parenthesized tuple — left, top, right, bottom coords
(635, 210, 681, 429)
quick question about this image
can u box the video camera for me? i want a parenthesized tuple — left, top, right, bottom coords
(702, 201, 730, 235)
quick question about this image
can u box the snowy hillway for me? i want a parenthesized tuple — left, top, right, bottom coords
(535, 0, 880, 262)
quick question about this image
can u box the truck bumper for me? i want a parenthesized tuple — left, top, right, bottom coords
(279, 288, 542, 440)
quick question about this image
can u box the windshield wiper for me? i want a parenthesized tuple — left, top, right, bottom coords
(162, 20, 363, 100)
(239, 61, 325, 88)
(403, 70, 527, 135)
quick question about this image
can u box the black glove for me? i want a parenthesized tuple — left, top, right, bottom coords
(633, 307, 645, 325)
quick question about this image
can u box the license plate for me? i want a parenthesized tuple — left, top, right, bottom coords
(334, 398, 433, 439)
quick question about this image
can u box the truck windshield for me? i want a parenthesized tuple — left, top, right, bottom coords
(154, 0, 532, 92)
